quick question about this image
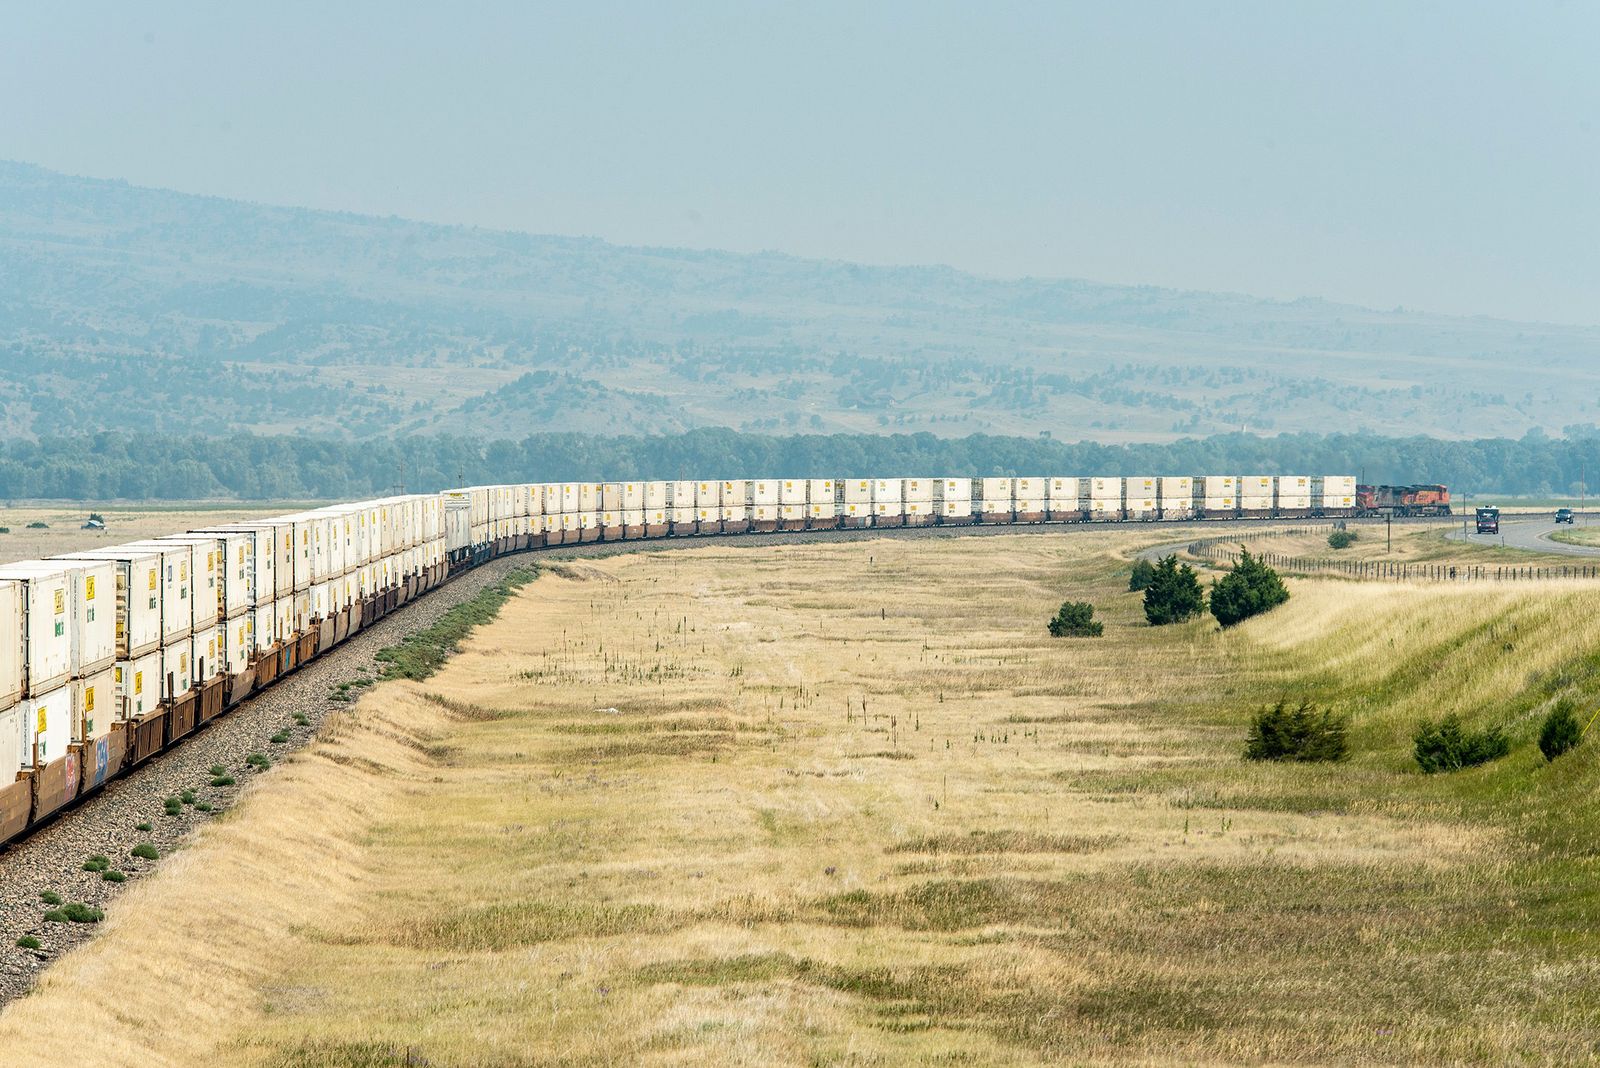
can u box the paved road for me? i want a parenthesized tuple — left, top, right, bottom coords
(1446, 514, 1600, 557)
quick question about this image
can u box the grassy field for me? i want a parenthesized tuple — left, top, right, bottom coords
(0, 503, 315, 565)
(1195, 521, 1581, 570)
(5, 532, 1600, 1065)
(1550, 527, 1600, 549)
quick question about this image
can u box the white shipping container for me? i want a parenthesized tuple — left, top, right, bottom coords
(116, 650, 163, 719)
(842, 479, 872, 504)
(1200, 476, 1238, 497)
(1240, 496, 1275, 511)
(274, 594, 298, 642)
(669, 506, 696, 525)
(1089, 476, 1121, 499)
(1047, 477, 1079, 502)
(752, 504, 778, 524)
(1242, 475, 1274, 497)
(156, 536, 223, 627)
(225, 615, 255, 674)
(601, 483, 625, 511)
(779, 479, 807, 505)
(1277, 476, 1311, 497)
(745, 480, 776, 506)
(902, 478, 934, 503)
(695, 481, 722, 508)
(979, 498, 1013, 517)
(0, 580, 20, 708)
(1125, 476, 1157, 499)
(21, 685, 71, 766)
(192, 625, 223, 682)
(1127, 496, 1158, 516)
(1013, 477, 1045, 500)
(1320, 475, 1358, 494)
(1203, 496, 1238, 511)
(1279, 495, 1313, 509)
(934, 478, 972, 502)
(720, 505, 747, 523)
(808, 479, 837, 503)
(980, 477, 1012, 500)
(872, 500, 904, 518)
(1159, 477, 1193, 503)
(872, 479, 904, 505)
(938, 500, 974, 518)
(118, 543, 195, 643)
(808, 501, 838, 520)
(621, 482, 644, 510)
(0, 564, 73, 696)
(59, 548, 163, 660)
(195, 523, 282, 603)
(156, 641, 192, 701)
(644, 482, 669, 509)
(0, 705, 22, 780)
(1015, 497, 1045, 516)
(68, 560, 115, 677)
(622, 509, 646, 530)
(579, 483, 601, 510)
(72, 666, 115, 742)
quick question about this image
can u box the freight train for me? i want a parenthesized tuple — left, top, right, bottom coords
(0, 471, 1360, 847)
(1356, 484, 1453, 517)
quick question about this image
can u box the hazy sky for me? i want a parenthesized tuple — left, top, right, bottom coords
(2, 1, 1596, 324)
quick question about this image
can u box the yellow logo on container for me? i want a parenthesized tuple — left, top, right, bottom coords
(86, 576, 96, 600)
(53, 590, 64, 614)
(36, 707, 46, 735)
(135, 671, 143, 694)
(85, 686, 95, 712)
(148, 569, 157, 590)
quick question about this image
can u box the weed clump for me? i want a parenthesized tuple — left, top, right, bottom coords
(210, 774, 236, 787)
(82, 855, 110, 873)
(1244, 701, 1348, 762)
(245, 752, 271, 770)
(102, 870, 126, 883)
(135, 822, 153, 832)
(1046, 601, 1103, 638)
(15, 935, 40, 950)
(163, 796, 181, 816)
(270, 730, 291, 744)
(208, 764, 226, 777)
(1539, 699, 1584, 762)
(131, 843, 159, 860)
(39, 891, 61, 906)
(44, 902, 103, 924)
(1414, 715, 1511, 773)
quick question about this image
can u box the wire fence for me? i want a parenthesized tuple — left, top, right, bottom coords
(1185, 527, 1600, 583)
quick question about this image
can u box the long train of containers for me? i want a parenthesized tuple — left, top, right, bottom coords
(0, 473, 1354, 846)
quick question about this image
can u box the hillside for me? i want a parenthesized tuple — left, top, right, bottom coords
(2, 160, 1598, 442)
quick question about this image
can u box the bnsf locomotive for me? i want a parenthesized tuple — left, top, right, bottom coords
(1356, 484, 1452, 518)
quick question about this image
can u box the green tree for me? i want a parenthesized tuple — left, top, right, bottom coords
(1327, 529, 1356, 549)
(1244, 700, 1348, 762)
(1047, 601, 1103, 637)
(1143, 555, 1205, 626)
(1538, 699, 1583, 762)
(1128, 558, 1156, 592)
(1209, 547, 1290, 627)
(1413, 715, 1511, 773)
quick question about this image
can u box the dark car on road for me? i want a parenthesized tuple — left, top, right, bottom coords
(1556, 508, 1575, 524)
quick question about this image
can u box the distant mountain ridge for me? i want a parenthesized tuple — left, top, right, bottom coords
(1, 159, 1595, 442)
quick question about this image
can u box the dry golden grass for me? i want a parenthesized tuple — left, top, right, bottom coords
(6, 532, 1600, 1065)
(0, 503, 297, 565)
(1193, 521, 1576, 570)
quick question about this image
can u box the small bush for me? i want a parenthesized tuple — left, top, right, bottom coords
(1244, 701, 1348, 762)
(180, 789, 197, 805)
(15, 935, 40, 950)
(1539, 699, 1584, 762)
(0, 527, 10, 534)
(1143, 555, 1205, 626)
(131, 843, 159, 860)
(270, 731, 291, 744)
(195, 800, 213, 812)
(135, 822, 153, 832)
(292, 712, 310, 725)
(246, 753, 271, 770)
(44, 902, 104, 924)
(210, 775, 236, 788)
(1210, 547, 1290, 627)
(102, 870, 126, 883)
(1328, 530, 1357, 549)
(26, 521, 47, 529)
(1414, 715, 1511, 773)
(82, 855, 110, 873)
(209, 764, 226, 777)
(163, 796, 182, 816)
(1128, 559, 1156, 592)
(39, 891, 61, 906)
(1047, 601, 1103, 638)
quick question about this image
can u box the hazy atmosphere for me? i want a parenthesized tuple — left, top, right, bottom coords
(3, 1, 1596, 324)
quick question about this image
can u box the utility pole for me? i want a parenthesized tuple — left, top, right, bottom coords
(1386, 513, 1392, 555)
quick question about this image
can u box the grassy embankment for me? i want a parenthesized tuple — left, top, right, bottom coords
(4, 534, 1600, 1065)
(1190, 520, 1582, 571)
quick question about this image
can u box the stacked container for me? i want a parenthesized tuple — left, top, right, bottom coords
(979, 478, 1013, 524)
(1046, 478, 1082, 522)
(1196, 476, 1238, 519)
(1241, 475, 1275, 517)
(1013, 477, 1046, 524)
(744, 480, 774, 533)
(695, 481, 722, 534)
(841, 479, 872, 528)
(935, 478, 974, 524)
(806, 479, 840, 530)
(1315, 475, 1358, 517)
(1125, 476, 1159, 521)
(903, 478, 934, 527)
(1276, 475, 1313, 518)
(872, 479, 905, 528)
(601, 484, 626, 540)
(1158, 477, 1194, 521)
(1089, 478, 1123, 521)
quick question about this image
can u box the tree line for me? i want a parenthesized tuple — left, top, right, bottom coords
(0, 428, 1596, 501)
